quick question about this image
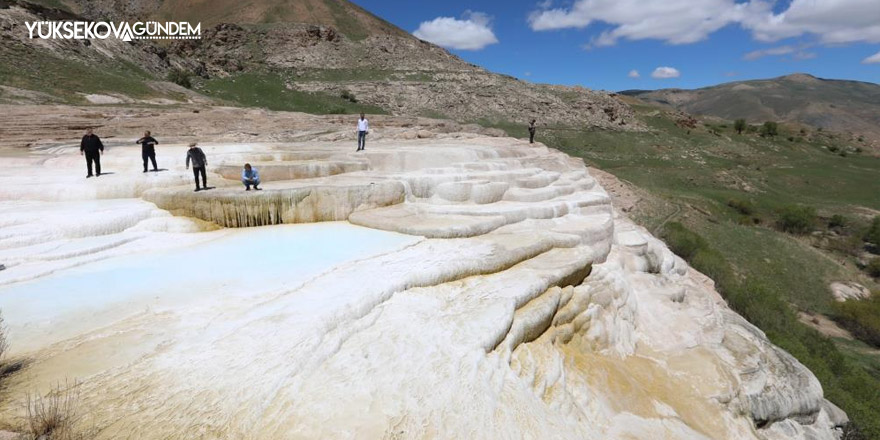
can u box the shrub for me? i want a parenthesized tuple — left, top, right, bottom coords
(834, 294, 880, 347)
(166, 68, 192, 89)
(777, 205, 817, 234)
(747, 125, 759, 134)
(787, 136, 795, 142)
(864, 216, 880, 246)
(760, 121, 778, 137)
(327, 106, 347, 114)
(829, 214, 847, 229)
(867, 259, 880, 278)
(829, 145, 840, 153)
(734, 119, 746, 134)
(840, 151, 848, 158)
(727, 198, 756, 216)
(340, 90, 358, 103)
(26, 381, 82, 440)
(855, 147, 863, 154)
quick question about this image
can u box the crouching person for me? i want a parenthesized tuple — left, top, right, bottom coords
(242, 163, 261, 191)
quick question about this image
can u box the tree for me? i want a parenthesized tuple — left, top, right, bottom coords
(734, 119, 746, 135)
(760, 121, 778, 137)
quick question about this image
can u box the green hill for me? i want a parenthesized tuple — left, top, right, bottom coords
(622, 73, 880, 144)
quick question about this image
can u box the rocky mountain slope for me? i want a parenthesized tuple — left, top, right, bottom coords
(622, 73, 880, 140)
(0, 0, 637, 128)
(0, 108, 847, 438)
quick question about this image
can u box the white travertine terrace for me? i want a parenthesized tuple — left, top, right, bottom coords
(0, 135, 846, 439)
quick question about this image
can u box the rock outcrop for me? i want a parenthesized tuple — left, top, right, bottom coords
(0, 122, 844, 439)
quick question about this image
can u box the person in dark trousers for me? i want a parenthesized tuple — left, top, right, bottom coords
(80, 128, 104, 178)
(185, 142, 208, 191)
(241, 163, 262, 191)
(356, 113, 369, 151)
(136, 130, 159, 172)
(528, 119, 537, 144)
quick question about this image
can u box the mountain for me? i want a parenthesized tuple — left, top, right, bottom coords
(55, 0, 409, 39)
(0, 0, 636, 129)
(622, 73, 880, 139)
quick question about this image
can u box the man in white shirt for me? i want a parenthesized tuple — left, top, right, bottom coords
(356, 113, 369, 151)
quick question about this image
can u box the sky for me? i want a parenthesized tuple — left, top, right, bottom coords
(355, 0, 880, 91)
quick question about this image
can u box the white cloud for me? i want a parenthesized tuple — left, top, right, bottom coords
(863, 51, 880, 64)
(413, 11, 499, 51)
(651, 67, 681, 79)
(528, 0, 753, 45)
(743, 0, 880, 44)
(742, 44, 817, 61)
(529, 0, 880, 48)
(627, 69, 640, 78)
(743, 45, 795, 60)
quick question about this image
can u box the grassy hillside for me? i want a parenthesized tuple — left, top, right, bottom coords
(198, 71, 386, 114)
(484, 102, 880, 437)
(623, 74, 880, 143)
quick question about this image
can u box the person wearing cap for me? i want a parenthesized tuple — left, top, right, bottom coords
(185, 142, 208, 191)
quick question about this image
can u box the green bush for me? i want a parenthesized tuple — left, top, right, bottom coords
(727, 198, 756, 216)
(834, 294, 880, 347)
(777, 205, 816, 234)
(760, 121, 779, 137)
(829, 214, 848, 229)
(867, 259, 880, 278)
(734, 119, 746, 134)
(340, 90, 358, 103)
(166, 68, 192, 89)
(865, 216, 880, 246)
(829, 145, 840, 153)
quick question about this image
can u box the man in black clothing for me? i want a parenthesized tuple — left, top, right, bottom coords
(80, 128, 104, 178)
(136, 130, 159, 172)
(528, 119, 537, 144)
(185, 142, 208, 191)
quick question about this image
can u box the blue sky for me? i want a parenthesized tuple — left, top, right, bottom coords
(356, 0, 880, 91)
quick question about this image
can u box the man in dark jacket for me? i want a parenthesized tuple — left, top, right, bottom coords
(528, 119, 537, 144)
(80, 128, 104, 178)
(136, 130, 159, 173)
(185, 142, 208, 191)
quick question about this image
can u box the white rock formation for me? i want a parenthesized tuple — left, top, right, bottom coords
(830, 281, 871, 302)
(0, 134, 845, 439)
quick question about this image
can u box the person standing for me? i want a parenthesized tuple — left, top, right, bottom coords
(528, 119, 537, 144)
(356, 113, 369, 151)
(80, 128, 104, 178)
(241, 163, 262, 191)
(136, 130, 159, 173)
(185, 142, 208, 192)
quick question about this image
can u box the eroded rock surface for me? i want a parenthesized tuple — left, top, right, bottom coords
(0, 128, 844, 439)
